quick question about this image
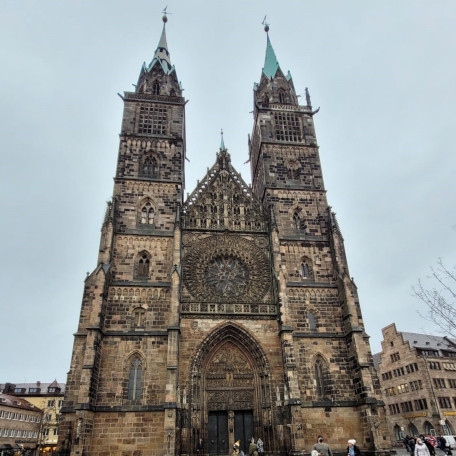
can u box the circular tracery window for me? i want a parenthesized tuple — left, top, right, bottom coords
(205, 256, 248, 298)
(182, 234, 270, 302)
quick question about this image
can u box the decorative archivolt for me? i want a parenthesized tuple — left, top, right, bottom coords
(108, 286, 169, 302)
(115, 235, 172, 252)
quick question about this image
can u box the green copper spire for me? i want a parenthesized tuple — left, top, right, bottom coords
(147, 15, 174, 74)
(262, 32, 281, 79)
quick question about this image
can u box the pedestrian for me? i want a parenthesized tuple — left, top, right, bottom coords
(249, 438, 259, 456)
(409, 436, 416, 456)
(313, 436, 333, 456)
(257, 438, 264, 456)
(415, 439, 431, 456)
(423, 437, 436, 456)
(347, 439, 361, 456)
(197, 438, 204, 456)
(404, 436, 412, 453)
(233, 441, 245, 456)
(439, 436, 448, 454)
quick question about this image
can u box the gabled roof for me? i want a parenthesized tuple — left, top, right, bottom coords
(1, 381, 66, 395)
(401, 332, 456, 355)
(0, 393, 41, 411)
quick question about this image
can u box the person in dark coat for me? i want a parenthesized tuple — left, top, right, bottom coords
(347, 439, 361, 456)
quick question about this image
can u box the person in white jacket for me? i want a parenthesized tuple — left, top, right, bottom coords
(415, 439, 431, 456)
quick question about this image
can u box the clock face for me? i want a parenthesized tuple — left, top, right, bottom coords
(182, 234, 270, 303)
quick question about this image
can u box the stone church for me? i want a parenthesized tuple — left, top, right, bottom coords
(59, 17, 390, 456)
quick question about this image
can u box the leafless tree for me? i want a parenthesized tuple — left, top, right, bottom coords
(414, 259, 456, 338)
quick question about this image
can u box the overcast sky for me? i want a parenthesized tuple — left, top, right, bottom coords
(1, 0, 455, 384)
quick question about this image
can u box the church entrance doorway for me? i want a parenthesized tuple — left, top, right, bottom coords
(234, 410, 253, 454)
(208, 411, 229, 455)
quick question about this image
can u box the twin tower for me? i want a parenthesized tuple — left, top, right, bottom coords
(59, 17, 390, 456)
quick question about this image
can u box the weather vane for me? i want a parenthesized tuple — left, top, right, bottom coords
(162, 5, 171, 22)
(261, 15, 270, 32)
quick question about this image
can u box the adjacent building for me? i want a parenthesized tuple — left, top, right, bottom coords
(374, 324, 456, 441)
(57, 17, 390, 456)
(1, 381, 65, 455)
(0, 393, 42, 454)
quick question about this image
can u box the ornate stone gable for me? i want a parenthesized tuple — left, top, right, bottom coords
(181, 149, 267, 232)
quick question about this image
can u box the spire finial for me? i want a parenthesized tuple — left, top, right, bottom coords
(220, 129, 226, 151)
(162, 5, 171, 23)
(262, 15, 270, 33)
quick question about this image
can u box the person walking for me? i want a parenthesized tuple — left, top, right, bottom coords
(257, 438, 264, 456)
(347, 439, 361, 456)
(197, 438, 204, 456)
(249, 438, 259, 456)
(312, 436, 333, 456)
(415, 439, 431, 456)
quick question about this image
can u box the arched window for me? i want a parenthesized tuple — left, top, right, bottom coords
(136, 252, 150, 278)
(141, 156, 159, 178)
(394, 424, 404, 441)
(408, 423, 419, 436)
(278, 89, 287, 104)
(308, 312, 316, 331)
(169, 89, 176, 96)
(424, 421, 435, 436)
(293, 210, 305, 230)
(301, 262, 310, 278)
(314, 357, 329, 398)
(152, 80, 160, 95)
(132, 307, 146, 328)
(140, 202, 155, 225)
(263, 94, 269, 107)
(128, 358, 142, 401)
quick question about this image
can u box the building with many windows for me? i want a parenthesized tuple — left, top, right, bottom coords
(374, 324, 456, 442)
(56, 16, 390, 456)
(1, 381, 65, 455)
(0, 393, 42, 454)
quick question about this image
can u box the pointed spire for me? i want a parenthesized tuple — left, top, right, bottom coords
(262, 25, 281, 79)
(220, 129, 226, 151)
(147, 14, 173, 74)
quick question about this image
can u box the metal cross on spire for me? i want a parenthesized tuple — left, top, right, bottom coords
(162, 5, 171, 23)
(261, 15, 270, 32)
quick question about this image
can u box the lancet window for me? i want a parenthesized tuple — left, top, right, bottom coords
(140, 155, 159, 178)
(135, 251, 150, 278)
(314, 356, 330, 399)
(140, 202, 155, 225)
(128, 358, 142, 401)
(152, 80, 160, 95)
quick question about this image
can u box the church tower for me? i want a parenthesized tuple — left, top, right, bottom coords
(59, 18, 391, 456)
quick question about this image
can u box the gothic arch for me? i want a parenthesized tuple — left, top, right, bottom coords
(312, 353, 331, 400)
(123, 351, 146, 404)
(137, 197, 156, 226)
(139, 152, 160, 179)
(134, 250, 151, 278)
(300, 256, 314, 280)
(186, 323, 274, 452)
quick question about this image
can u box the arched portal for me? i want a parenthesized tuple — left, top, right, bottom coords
(187, 323, 275, 456)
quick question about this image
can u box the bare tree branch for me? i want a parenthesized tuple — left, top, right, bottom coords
(413, 259, 456, 338)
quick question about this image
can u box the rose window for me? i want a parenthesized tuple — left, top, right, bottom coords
(205, 256, 248, 298)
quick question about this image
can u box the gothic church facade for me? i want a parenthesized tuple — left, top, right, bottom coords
(59, 18, 390, 456)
